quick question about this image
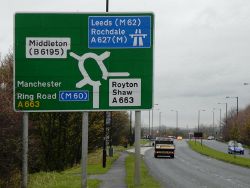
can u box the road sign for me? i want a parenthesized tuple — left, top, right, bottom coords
(88, 16, 151, 48)
(194, 132, 203, 138)
(14, 13, 154, 111)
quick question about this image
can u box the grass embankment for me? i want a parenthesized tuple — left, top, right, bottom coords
(188, 140, 250, 168)
(29, 147, 122, 188)
(140, 139, 150, 145)
(29, 144, 160, 188)
(125, 154, 161, 188)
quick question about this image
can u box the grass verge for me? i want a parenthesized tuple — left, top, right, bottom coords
(188, 140, 250, 168)
(28, 148, 121, 188)
(28, 171, 100, 188)
(140, 139, 150, 145)
(125, 154, 161, 188)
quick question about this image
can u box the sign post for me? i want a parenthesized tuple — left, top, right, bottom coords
(15, 13, 154, 188)
(15, 13, 153, 112)
(81, 112, 88, 188)
(135, 111, 141, 185)
(21, 113, 28, 188)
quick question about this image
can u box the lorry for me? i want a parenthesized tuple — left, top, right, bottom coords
(154, 137, 175, 158)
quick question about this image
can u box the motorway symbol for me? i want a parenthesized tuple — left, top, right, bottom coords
(130, 29, 147, 46)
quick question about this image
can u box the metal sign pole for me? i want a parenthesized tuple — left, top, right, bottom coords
(103, 112, 107, 168)
(101, 0, 109, 169)
(109, 112, 113, 157)
(106, 0, 109, 12)
(81, 112, 88, 188)
(21, 112, 28, 188)
(134, 111, 141, 186)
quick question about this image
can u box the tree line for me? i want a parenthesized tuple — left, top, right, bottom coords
(222, 107, 250, 145)
(0, 52, 131, 187)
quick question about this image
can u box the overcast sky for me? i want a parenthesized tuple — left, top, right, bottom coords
(1, 0, 250, 129)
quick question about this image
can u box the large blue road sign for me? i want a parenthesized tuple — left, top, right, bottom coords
(88, 16, 151, 48)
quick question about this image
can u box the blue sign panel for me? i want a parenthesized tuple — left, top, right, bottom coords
(88, 16, 151, 48)
(59, 91, 89, 102)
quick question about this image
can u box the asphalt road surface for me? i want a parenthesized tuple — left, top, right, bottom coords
(201, 139, 250, 158)
(144, 140, 250, 188)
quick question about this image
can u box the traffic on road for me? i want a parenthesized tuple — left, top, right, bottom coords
(201, 139, 250, 158)
(144, 140, 250, 188)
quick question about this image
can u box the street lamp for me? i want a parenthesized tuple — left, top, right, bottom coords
(211, 110, 215, 137)
(218, 102, 228, 136)
(213, 108, 221, 138)
(198, 109, 206, 132)
(151, 104, 159, 138)
(170, 110, 178, 137)
(159, 111, 162, 136)
(226, 96, 239, 117)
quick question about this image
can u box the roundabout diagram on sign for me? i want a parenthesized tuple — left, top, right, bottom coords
(70, 51, 130, 108)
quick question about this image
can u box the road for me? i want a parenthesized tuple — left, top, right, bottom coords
(144, 140, 250, 188)
(201, 139, 250, 158)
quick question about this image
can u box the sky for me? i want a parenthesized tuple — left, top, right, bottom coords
(1, 0, 250, 129)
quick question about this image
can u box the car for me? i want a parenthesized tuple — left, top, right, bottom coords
(167, 136, 176, 139)
(207, 136, 215, 140)
(228, 141, 244, 155)
(177, 136, 183, 140)
(154, 137, 175, 158)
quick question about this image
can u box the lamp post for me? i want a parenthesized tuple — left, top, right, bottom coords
(226, 96, 239, 159)
(218, 102, 228, 136)
(213, 108, 221, 138)
(165, 112, 167, 128)
(159, 111, 162, 136)
(226, 96, 239, 117)
(170, 110, 178, 138)
(198, 109, 206, 132)
(211, 110, 215, 137)
(151, 104, 159, 138)
(148, 110, 151, 138)
(219, 108, 221, 135)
